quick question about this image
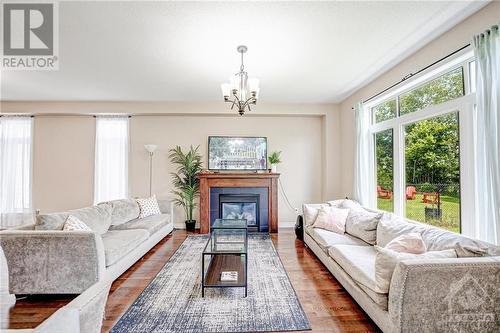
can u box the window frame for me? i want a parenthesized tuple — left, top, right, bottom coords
(367, 49, 476, 236)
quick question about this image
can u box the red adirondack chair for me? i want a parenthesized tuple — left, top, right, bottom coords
(406, 186, 417, 200)
(377, 186, 392, 199)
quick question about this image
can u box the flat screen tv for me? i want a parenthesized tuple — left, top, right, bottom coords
(208, 136, 267, 171)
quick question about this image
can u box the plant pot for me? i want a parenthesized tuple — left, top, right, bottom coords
(185, 220, 196, 231)
(271, 164, 277, 173)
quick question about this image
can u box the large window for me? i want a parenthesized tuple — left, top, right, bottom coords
(94, 116, 129, 204)
(0, 116, 33, 228)
(369, 51, 475, 234)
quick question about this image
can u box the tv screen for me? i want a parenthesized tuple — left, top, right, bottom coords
(208, 136, 267, 171)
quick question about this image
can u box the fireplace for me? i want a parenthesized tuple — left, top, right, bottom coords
(220, 194, 259, 230)
(210, 187, 268, 232)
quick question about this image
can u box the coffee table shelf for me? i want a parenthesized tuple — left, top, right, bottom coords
(202, 219, 248, 297)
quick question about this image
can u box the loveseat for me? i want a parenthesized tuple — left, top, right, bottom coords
(0, 198, 174, 295)
(303, 199, 500, 333)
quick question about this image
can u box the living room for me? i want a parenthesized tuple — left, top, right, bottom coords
(1, 1, 499, 333)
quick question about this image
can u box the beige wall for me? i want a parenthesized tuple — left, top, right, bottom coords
(33, 116, 95, 212)
(338, 1, 500, 197)
(130, 115, 323, 227)
(2, 102, 341, 227)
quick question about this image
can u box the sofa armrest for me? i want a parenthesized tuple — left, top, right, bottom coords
(157, 199, 174, 222)
(389, 257, 500, 333)
(0, 230, 106, 294)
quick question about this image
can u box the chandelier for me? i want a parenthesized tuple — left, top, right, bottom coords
(220, 45, 260, 116)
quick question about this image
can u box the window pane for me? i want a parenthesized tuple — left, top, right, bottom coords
(469, 61, 476, 93)
(404, 112, 460, 232)
(94, 117, 129, 203)
(372, 99, 396, 123)
(376, 129, 393, 212)
(399, 67, 464, 116)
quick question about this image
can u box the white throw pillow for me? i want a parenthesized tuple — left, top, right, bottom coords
(136, 195, 161, 218)
(327, 199, 345, 208)
(345, 210, 382, 245)
(63, 215, 92, 231)
(374, 246, 457, 293)
(340, 199, 366, 212)
(312, 206, 350, 234)
(385, 232, 427, 254)
(302, 204, 330, 226)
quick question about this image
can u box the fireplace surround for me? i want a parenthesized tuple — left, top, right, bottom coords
(199, 172, 280, 233)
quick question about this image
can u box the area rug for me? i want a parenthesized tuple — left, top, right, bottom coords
(110, 234, 310, 333)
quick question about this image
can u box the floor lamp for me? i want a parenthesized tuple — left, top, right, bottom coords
(144, 144, 157, 197)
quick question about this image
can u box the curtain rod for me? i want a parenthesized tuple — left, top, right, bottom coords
(351, 43, 471, 110)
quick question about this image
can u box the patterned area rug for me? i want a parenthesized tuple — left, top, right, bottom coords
(111, 234, 310, 333)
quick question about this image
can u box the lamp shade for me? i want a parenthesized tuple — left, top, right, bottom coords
(144, 144, 157, 153)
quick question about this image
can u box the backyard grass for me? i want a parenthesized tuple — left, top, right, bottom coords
(377, 194, 460, 233)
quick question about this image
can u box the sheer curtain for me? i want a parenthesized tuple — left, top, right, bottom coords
(0, 116, 33, 228)
(94, 116, 129, 204)
(474, 24, 500, 244)
(353, 102, 376, 208)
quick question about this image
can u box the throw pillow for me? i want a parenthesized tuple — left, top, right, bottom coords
(340, 199, 366, 212)
(327, 199, 345, 208)
(374, 246, 457, 293)
(385, 232, 427, 254)
(454, 244, 488, 257)
(136, 195, 161, 218)
(312, 206, 350, 234)
(63, 215, 92, 232)
(302, 203, 330, 226)
(345, 210, 382, 245)
(376, 213, 426, 247)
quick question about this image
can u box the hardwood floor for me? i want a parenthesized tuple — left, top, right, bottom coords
(7, 228, 380, 333)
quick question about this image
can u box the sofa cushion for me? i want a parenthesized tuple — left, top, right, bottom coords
(110, 214, 171, 235)
(98, 199, 140, 226)
(306, 226, 368, 252)
(101, 229, 150, 267)
(376, 213, 427, 247)
(374, 245, 457, 293)
(36, 204, 113, 235)
(420, 226, 500, 255)
(345, 210, 382, 245)
(328, 245, 378, 292)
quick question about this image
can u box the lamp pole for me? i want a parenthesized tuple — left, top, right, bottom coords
(144, 144, 158, 197)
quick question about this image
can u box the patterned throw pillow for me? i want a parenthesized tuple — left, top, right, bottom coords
(136, 195, 161, 218)
(63, 215, 92, 231)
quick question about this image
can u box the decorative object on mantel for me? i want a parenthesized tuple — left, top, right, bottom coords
(268, 151, 282, 173)
(168, 145, 203, 231)
(220, 45, 260, 116)
(144, 144, 157, 196)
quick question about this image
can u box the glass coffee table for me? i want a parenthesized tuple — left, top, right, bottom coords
(201, 219, 248, 297)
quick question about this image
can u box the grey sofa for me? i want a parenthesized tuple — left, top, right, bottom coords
(303, 200, 500, 333)
(0, 198, 174, 295)
(3, 280, 112, 333)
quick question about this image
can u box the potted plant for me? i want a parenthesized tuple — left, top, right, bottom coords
(169, 145, 203, 231)
(268, 151, 282, 173)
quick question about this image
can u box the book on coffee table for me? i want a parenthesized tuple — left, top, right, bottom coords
(220, 271, 238, 282)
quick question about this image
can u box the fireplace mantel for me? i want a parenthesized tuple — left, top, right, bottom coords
(199, 172, 280, 233)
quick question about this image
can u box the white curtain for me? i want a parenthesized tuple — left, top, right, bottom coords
(0, 116, 33, 228)
(94, 117, 129, 204)
(353, 102, 376, 208)
(474, 24, 500, 244)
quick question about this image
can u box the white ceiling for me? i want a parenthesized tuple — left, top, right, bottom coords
(1, 1, 487, 103)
